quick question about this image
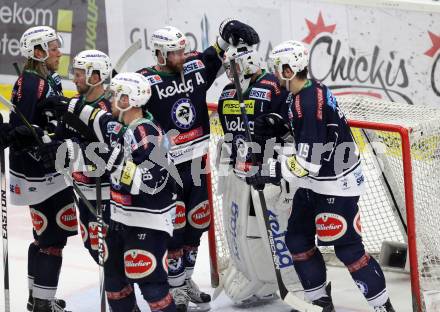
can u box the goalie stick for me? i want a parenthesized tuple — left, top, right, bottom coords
(226, 58, 321, 312)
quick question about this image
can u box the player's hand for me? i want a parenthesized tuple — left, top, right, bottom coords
(38, 95, 71, 118)
(253, 113, 291, 144)
(219, 18, 260, 46)
(7, 125, 44, 150)
(0, 119, 12, 150)
(245, 159, 281, 190)
(37, 140, 60, 171)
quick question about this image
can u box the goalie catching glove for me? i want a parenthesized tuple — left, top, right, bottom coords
(246, 156, 309, 190)
(218, 18, 260, 47)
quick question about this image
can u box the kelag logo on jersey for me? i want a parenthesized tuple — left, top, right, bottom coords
(249, 88, 272, 101)
(0, 0, 108, 77)
(171, 98, 196, 129)
(183, 60, 205, 75)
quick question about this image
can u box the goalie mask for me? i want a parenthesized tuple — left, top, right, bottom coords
(20, 26, 63, 62)
(151, 26, 188, 66)
(223, 43, 261, 92)
(110, 72, 152, 122)
(268, 40, 309, 81)
(73, 50, 112, 87)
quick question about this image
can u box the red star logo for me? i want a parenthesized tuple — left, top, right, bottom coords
(424, 31, 440, 58)
(302, 12, 336, 44)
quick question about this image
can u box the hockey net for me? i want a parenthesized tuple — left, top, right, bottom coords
(206, 96, 440, 311)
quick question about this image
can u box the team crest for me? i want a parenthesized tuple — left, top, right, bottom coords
(171, 98, 196, 129)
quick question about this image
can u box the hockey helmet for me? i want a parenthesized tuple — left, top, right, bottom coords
(110, 72, 152, 113)
(268, 40, 309, 80)
(151, 26, 188, 66)
(73, 50, 112, 86)
(223, 42, 261, 91)
(20, 26, 63, 62)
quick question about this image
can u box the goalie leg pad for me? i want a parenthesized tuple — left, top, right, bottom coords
(335, 243, 389, 307)
(222, 172, 284, 303)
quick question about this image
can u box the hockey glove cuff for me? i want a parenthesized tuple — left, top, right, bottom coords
(284, 155, 309, 178)
(245, 158, 281, 190)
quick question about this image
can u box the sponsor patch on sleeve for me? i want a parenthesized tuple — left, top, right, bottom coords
(145, 75, 163, 86)
(249, 87, 272, 101)
(183, 59, 205, 75)
(219, 89, 236, 100)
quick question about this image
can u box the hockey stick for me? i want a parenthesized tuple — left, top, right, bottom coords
(229, 59, 321, 312)
(96, 176, 106, 312)
(0, 114, 10, 312)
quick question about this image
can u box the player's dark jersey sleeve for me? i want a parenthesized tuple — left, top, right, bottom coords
(10, 72, 49, 127)
(291, 83, 330, 174)
(199, 46, 223, 88)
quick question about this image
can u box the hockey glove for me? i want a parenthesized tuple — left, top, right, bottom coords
(37, 95, 71, 119)
(219, 18, 260, 46)
(0, 115, 12, 150)
(246, 158, 281, 190)
(37, 140, 61, 172)
(6, 125, 45, 151)
(253, 113, 292, 144)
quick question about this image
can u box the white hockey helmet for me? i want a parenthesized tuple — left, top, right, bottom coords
(223, 42, 261, 91)
(268, 40, 309, 80)
(151, 26, 188, 66)
(110, 72, 152, 113)
(20, 26, 63, 61)
(73, 50, 112, 87)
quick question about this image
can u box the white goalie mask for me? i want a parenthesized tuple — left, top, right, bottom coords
(73, 50, 112, 87)
(110, 73, 152, 117)
(151, 26, 188, 66)
(20, 26, 63, 62)
(268, 40, 309, 81)
(223, 43, 261, 92)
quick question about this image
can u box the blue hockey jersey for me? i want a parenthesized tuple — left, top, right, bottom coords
(217, 71, 288, 174)
(9, 70, 69, 205)
(137, 46, 222, 165)
(282, 79, 365, 196)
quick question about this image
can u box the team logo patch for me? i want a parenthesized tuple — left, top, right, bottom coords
(80, 221, 88, 243)
(167, 255, 183, 273)
(145, 75, 163, 86)
(107, 121, 123, 135)
(56, 204, 78, 232)
(219, 89, 236, 100)
(249, 87, 272, 101)
(315, 213, 347, 242)
(30, 208, 47, 235)
(173, 201, 186, 230)
(183, 60, 205, 75)
(355, 280, 368, 296)
(89, 222, 108, 251)
(354, 212, 362, 236)
(171, 98, 196, 129)
(188, 200, 210, 229)
(124, 249, 157, 279)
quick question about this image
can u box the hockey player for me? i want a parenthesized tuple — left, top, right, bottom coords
(45, 72, 178, 311)
(9, 26, 77, 312)
(66, 50, 112, 264)
(136, 20, 259, 311)
(216, 42, 298, 304)
(247, 40, 395, 311)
